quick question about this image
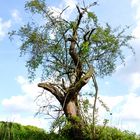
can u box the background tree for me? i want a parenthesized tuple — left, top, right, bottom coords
(10, 0, 133, 139)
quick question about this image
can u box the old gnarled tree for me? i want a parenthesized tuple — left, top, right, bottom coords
(10, 0, 133, 139)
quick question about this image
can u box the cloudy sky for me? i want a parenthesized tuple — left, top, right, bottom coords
(0, 0, 140, 134)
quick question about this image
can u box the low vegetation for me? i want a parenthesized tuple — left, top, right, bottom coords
(0, 121, 140, 140)
(0, 121, 47, 140)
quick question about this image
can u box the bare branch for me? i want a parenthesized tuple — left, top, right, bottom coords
(92, 73, 98, 138)
(69, 5, 85, 82)
(60, 6, 69, 16)
(86, 1, 98, 9)
(87, 28, 96, 40)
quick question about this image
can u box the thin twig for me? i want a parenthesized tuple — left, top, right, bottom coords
(60, 6, 70, 16)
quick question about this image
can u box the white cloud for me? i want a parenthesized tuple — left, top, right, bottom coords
(96, 93, 140, 134)
(99, 95, 123, 110)
(119, 93, 140, 121)
(131, 0, 140, 38)
(114, 93, 140, 133)
(2, 95, 35, 113)
(132, 20, 140, 38)
(0, 18, 11, 40)
(131, 0, 140, 7)
(49, 6, 62, 18)
(1, 76, 58, 130)
(0, 114, 49, 129)
(130, 72, 140, 92)
(1, 76, 41, 114)
(63, 0, 76, 10)
(16, 75, 26, 84)
(47, 0, 76, 20)
(56, 0, 77, 19)
(12, 114, 48, 129)
(11, 9, 22, 23)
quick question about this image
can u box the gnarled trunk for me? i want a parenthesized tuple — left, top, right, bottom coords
(38, 66, 93, 139)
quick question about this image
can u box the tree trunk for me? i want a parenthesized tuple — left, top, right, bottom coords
(63, 95, 85, 140)
(65, 100, 77, 117)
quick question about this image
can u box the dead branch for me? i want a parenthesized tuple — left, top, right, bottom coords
(38, 82, 64, 105)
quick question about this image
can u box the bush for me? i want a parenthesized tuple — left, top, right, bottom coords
(0, 121, 47, 140)
(58, 124, 140, 140)
(95, 126, 140, 140)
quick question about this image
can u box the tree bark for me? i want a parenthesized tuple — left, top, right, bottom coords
(63, 96, 85, 140)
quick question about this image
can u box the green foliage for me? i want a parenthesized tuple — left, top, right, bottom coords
(46, 132, 70, 140)
(90, 24, 133, 77)
(87, 11, 97, 23)
(25, 0, 46, 14)
(0, 121, 47, 140)
(9, 0, 134, 81)
(82, 98, 90, 113)
(50, 123, 140, 140)
(70, 21, 77, 30)
(0, 119, 139, 140)
(58, 123, 140, 140)
(50, 115, 67, 132)
(95, 126, 140, 140)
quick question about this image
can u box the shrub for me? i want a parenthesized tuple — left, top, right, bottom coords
(95, 126, 140, 140)
(0, 121, 47, 140)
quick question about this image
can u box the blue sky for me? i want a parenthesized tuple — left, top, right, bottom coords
(0, 0, 140, 133)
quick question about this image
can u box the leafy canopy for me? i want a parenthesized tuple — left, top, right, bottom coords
(9, 0, 133, 81)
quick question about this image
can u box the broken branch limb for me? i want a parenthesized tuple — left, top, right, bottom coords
(38, 82, 64, 105)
